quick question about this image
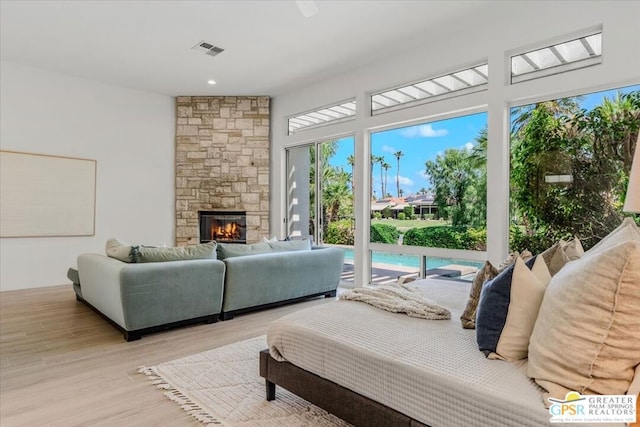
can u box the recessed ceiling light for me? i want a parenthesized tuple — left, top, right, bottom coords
(207, 80, 216, 85)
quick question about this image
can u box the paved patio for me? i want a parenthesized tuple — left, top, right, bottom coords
(340, 261, 476, 287)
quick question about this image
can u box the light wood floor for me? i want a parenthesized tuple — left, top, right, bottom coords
(0, 285, 335, 426)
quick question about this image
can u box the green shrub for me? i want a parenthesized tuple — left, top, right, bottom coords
(397, 212, 406, 220)
(370, 223, 400, 244)
(464, 227, 487, 251)
(325, 220, 354, 245)
(403, 226, 486, 250)
(381, 206, 392, 219)
(402, 206, 414, 218)
(509, 225, 560, 254)
(422, 213, 434, 220)
(373, 212, 382, 219)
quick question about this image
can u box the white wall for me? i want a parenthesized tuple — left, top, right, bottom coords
(0, 61, 175, 291)
(270, 1, 640, 286)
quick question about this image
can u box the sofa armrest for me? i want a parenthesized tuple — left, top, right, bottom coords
(78, 253, 226, 331)
(78, 254, 130, 328)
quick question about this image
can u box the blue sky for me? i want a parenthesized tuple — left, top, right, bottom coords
(329, 84, 639, 197)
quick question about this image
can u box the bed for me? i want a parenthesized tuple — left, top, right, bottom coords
(260, 278, 626, 427)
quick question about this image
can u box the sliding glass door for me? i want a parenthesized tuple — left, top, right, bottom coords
(286, 137, 355, 243)
(286, 137, 355, 282)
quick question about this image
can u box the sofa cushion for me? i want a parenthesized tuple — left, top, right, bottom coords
(216, 241, 272, 260)
(267, 239, 311, 252)
(476, 256, 551, 361)
(527, 240, 640, 405)
(459, 260, 499, 329)
(137, 242, 217, 263)
(105, 237, 135, 262)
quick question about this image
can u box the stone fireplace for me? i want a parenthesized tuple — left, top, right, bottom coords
(175, 96, 270, 246)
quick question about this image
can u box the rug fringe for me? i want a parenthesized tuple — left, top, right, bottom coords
(139, 365, 224, 426)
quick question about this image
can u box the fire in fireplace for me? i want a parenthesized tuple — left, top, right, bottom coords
(199, 211, 247, 244)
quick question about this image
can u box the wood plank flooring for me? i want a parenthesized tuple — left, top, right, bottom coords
(0, 284, 335, 426)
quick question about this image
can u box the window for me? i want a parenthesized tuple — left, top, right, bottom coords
(288, 100, 356, 135)
(511, 31, 602, 84)
(368, 112, 488, 281)
(509, 84, 639, 253)
(371, 64, 488, 115)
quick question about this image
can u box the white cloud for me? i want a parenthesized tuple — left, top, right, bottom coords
(398, 176, 414, 186)
(382, 145, 396, 153)
(399, 124, 448, 138)
(417, 170, 430, 181)
(464, 142, 474, 150)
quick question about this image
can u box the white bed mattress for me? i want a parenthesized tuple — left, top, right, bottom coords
(267, 279, 623, 427)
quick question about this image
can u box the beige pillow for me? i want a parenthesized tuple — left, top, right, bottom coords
(476, 256, 551, 361)
(492, 256, 551, 361)
(498, 250, 533, 271)
(540, 243, 566, 276)
(460, 260, 499, 329)
(540, 238, 584, 276)
(105, 237, 134, 263)
(585, 217, 640, 257)
(628, 364, 640, 397)
(560, 237, 584, 260)
(527, 240, 640, 405)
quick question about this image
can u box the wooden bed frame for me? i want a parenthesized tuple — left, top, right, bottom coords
(259, 350, 429, 427)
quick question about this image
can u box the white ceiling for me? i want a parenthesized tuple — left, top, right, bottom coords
(0, 1, 493, 97)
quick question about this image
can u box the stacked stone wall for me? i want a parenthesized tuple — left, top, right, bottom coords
(175, 96, 269, 245)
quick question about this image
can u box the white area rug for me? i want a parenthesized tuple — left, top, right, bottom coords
(139, 336, 351, 427)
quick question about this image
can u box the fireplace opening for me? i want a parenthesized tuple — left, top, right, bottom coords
(199, 211, 247, 244)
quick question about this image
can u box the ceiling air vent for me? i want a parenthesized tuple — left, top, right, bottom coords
(192, 41, 225, 57)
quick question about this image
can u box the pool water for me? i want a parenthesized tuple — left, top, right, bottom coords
(341, 247, 483, 270)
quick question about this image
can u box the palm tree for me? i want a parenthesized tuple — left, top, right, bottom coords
(378, 156, 385, 199)
(382, 162, 391, 197)
(324, 171, 351, 224)
(370, 155, 383, 200)
(468, 127, 487, 168)
(394, 151, 404, 197)
(347, 154, 355, 191)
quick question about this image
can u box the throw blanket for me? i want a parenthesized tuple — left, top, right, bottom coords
(339, 284, 451, 320)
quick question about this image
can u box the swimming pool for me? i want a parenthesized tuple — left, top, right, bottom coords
(341, 247, 483, 270)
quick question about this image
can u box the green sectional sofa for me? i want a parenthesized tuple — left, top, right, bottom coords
(219, 245, 345, 320)
(76, 254, 225, 341)
(74, 241, 345, 340)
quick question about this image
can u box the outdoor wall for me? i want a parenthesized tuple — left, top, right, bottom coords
(269, 1, 640, 286)
(286, 146, 311, 239)
(0, 61, 175, 291)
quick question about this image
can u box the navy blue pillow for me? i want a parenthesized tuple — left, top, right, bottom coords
(476, 256, 536, 358)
